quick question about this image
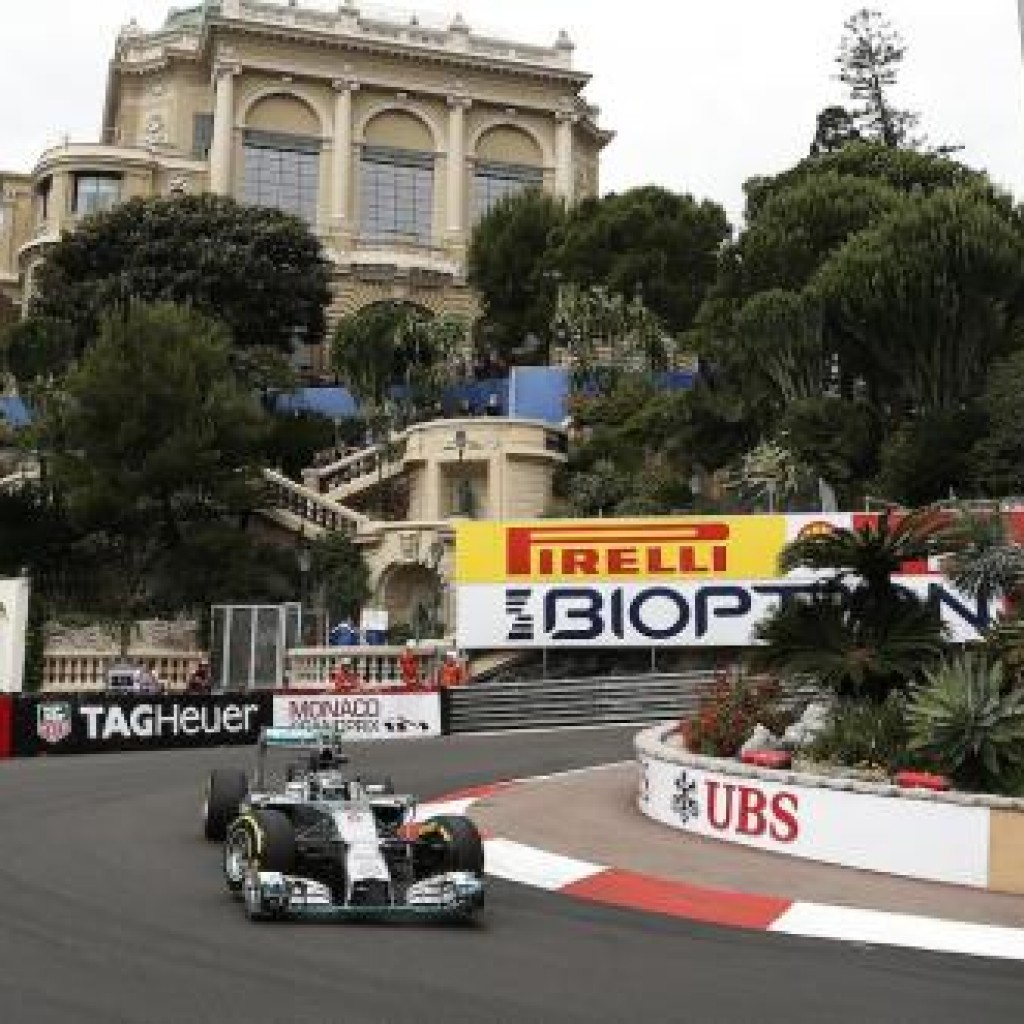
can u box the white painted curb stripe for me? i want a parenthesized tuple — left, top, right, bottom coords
(770, 902, 1024, 961)
(484, 838, 604, 891)
(414, 798, 477, 820)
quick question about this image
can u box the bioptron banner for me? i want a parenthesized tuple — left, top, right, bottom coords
(454, 514, 993, 649)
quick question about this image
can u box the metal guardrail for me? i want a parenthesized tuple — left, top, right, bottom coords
(446, 671, 820, 734)
(446, 671, 721, 733)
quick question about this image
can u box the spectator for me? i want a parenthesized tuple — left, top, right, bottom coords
(136, 662, 161, 694)
(329, 657, 359, 691)
(398, 640, 421, 689)
(437, 650, 467, 688)
(186, 661, 212, 694)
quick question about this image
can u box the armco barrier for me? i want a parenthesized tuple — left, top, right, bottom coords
(0, 694, 12, 758)
(636, 723, 1024, 895)
(13, 692, 271, 757)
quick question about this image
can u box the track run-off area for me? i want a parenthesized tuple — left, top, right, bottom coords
(2, 727, 1023, 1024)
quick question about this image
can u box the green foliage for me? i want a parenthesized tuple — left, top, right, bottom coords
(43, 302, 270, 649)
(778, 508, 946, 594)
(745, 142, 986, 222)
(265, 411, 338, 480)
(751, 586, 946, 700)
(779, 397, 880, 503)
(969, 351, 1024, 496)
(310, 531, 370, 624)
(907, 654, 1024, 793)
(806, 695, 910, 771)
(331, 302, 465, 419)
(467, 190, 566, 363)
(550, 186, 730, 335)
(815, 187, 1024, 414)
(836, 8, 920, 149)
(810, 105, 862, 156)
(30, 194, 330, 362)
(939, 510, 1024, 605)
(872, 407, 987, 507)
(682, 676, 791, 757)
(739, 173, 900, 293)
(1, 317, 76, 385)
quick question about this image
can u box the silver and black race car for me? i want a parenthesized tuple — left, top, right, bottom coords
(201, 727, 485, 922)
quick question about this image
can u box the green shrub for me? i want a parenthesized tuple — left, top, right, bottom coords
(906, 654, 1024, 793)
(806, 694, 909, 772)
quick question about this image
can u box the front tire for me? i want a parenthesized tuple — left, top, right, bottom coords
(416, 814, 484, 878)
(223, 809, 296, 895)
(203, 769, 248, 842)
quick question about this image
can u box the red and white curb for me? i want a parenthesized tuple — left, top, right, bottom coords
(418, 774, 1024, 962)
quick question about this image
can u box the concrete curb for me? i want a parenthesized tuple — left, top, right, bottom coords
(418, 772, 1024, 962)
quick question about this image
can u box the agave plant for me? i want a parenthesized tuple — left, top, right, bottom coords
(906, 654, 1024, 793)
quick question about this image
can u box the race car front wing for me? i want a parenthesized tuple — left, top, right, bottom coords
(242, 869, 485, 922)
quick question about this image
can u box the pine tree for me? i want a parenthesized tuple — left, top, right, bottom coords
(837, 8, 920, 149)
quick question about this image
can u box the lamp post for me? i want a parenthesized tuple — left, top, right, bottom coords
(296, 532, 311, 643)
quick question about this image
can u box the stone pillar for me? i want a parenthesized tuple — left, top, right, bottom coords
(446, 95, 471, 237)
(554, 110, 576, 203)
(209, 63, 238, 196)
(331, 78, 358, 230)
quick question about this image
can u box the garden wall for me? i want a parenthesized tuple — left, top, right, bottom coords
(636, 724, 1024, 895)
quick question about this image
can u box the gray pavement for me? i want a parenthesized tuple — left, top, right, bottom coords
(0, 730, 1022, 1023)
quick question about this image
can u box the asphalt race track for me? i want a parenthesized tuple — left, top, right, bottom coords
(2, 728, 1023, 1024)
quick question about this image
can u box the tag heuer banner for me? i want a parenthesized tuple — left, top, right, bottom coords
(454, 514, 995, 649)
(13, 693, 271, 757)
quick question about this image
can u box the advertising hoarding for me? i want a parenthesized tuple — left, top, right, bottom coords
(455, 514, 991, 649)
(272, 691, 442, 740)
(639, 754, 990, 887)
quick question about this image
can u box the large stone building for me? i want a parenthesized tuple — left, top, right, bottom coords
(0, 0, 611, 368)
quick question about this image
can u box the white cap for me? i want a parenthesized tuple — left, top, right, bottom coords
(446, 650, 457, 659)
(406, 639, 416, 649)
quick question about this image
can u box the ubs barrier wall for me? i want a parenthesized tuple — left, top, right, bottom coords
(635, 723, 1024, 895)
(3, 690, 445, 757)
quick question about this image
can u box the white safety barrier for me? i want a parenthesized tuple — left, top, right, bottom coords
(636, 724, 1024, 894)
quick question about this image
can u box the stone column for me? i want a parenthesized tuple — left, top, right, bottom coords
(209, 63, 238, 195)
(554, 110, 576, 203)
(446, 95, 471, 237)
(331, 78, 358, 230)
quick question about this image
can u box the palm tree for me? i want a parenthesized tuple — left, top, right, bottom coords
(779, 507, 948, 597)
(752, 586, 946, 700)
(753, 509, 950, 699)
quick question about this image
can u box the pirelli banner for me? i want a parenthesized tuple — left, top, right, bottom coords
(454, 515, 991, 649)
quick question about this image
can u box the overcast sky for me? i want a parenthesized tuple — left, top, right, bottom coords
(2, 0, 1022, 225)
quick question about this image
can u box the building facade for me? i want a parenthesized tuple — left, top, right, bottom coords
(0, 0, 611, 366)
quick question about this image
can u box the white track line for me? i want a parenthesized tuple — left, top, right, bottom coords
(770, 902, 1024, 961)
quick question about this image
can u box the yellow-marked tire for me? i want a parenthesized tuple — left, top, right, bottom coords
(223, 810, 296, 894)
(417, 815, 484, 878)
(203, 769, 248, 842)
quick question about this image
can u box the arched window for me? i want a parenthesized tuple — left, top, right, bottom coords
(472, 126, 543, 222)
(242, 94, 323, 224)
(359, 111, 435, 246)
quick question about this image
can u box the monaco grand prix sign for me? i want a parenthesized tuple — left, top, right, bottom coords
(454, 515, 993, 649)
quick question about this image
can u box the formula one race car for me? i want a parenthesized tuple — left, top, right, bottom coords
(201, 727, 485, 923)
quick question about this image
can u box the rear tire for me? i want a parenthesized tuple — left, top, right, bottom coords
(416, 814, 484, 877)
(223, 809, 296, 894)
(203, 769, 248, 842)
